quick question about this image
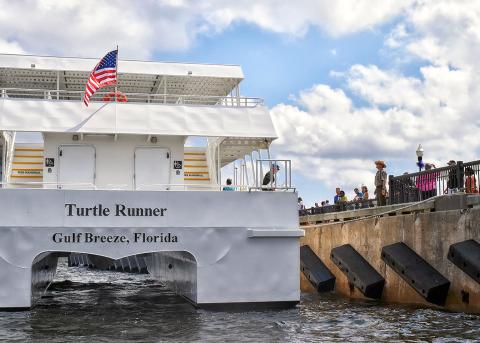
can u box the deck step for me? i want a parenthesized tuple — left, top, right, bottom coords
(184, 147, 211, 187)
(9, 144, 44, 183)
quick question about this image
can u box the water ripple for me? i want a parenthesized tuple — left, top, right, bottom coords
(0, 260, 478, 342)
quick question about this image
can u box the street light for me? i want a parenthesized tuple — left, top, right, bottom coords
(416, 144, 424, 172)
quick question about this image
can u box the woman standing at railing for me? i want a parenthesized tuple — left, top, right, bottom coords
(416, 163, 438, 200)
(465, 167, 478, 193)
(362, 186, 369, 200)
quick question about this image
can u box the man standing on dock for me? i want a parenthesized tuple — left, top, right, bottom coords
(374, 160, 388, 206)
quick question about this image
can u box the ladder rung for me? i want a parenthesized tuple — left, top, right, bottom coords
(184, 165, 208, 168)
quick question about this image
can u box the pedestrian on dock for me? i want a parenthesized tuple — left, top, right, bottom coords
(362, 186, 369, 200)
(298, 197, 305, 210)
(465, 167, 478, 193)
(445, 160, 459, 194)
(354, 187, 364, 201)
(416, 163, 438, 200)
(334, 187, 341, 204)
(374, 160, 387, 206)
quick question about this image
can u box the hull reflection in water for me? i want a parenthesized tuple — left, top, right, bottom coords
(0, 259, 479, 343)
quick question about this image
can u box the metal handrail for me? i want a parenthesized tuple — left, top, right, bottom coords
(0, 87, 264, 108)
(254, 159, 294, 191)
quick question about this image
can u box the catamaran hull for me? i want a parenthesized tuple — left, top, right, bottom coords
(0, 189, 302, 309)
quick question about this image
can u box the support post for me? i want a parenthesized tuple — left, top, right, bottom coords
(164, 76, 167, 104)
(250, 153, 256, 187)
(56, 70, 60, 100)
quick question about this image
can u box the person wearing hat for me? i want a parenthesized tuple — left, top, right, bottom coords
(374, 160, 388, 206)
(262, 163, 280, 190)
(445, 160, 459, 194)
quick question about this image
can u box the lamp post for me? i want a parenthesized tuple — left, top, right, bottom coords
(416, 144, 424, 172)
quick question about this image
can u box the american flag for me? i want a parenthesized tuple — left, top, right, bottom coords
(83, 49, 118, 106)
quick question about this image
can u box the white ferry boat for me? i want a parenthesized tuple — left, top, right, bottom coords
(0, 53, 303, 309)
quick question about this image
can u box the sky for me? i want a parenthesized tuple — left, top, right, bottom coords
(1, 0, 479, 205)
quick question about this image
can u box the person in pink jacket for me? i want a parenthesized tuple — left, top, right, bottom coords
(416, 163, 438, 200)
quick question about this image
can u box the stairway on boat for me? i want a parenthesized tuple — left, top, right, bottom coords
(10, 143, 44, 186)
(183, 147, 212, 190)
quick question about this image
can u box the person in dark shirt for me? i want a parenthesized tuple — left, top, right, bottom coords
(262, 164, 280, 189)
(446, 160, 459, 194)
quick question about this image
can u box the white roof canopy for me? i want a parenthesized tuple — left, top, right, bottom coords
(0, 53, 243, 99)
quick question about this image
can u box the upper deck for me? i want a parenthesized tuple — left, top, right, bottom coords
(0, 54, 274, 139)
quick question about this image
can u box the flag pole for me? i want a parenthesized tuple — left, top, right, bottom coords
(115, 45, 119, 103)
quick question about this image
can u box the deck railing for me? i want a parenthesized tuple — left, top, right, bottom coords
(389, 160, 480, 205)
(250, 159, 295, 191)
(299, 198, 376, 216)
(0, 88, 263, 108)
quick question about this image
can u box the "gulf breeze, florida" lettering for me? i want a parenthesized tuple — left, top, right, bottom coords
(65, 203, 167, 217)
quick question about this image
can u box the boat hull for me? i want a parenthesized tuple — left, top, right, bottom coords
(0, 189, 302, 308)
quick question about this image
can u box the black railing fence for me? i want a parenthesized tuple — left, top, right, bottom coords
(298, 159, 480, 217)
(299, 198, 376, 216)
(389, 160, 480, 205)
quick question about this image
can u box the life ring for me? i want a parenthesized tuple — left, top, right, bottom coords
(102, 91, 128, 102)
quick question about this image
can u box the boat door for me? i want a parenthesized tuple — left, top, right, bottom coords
(134, 147, 170, 190)
(58, 145, 96, 189)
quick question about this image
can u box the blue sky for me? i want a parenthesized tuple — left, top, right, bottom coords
(160, 23, 390, 107)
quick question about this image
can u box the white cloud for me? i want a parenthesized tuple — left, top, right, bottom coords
(0, 39, 26, 54)
(0, 0, 413, 58)
(270, 0, 480, 202)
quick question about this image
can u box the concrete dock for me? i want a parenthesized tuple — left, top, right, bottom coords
(300, 194, 480, 313)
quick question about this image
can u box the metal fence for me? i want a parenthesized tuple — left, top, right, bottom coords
(389, 160, 480, 205)
(299, 198, 376, 216)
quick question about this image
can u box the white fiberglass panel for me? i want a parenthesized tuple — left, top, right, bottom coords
(0, 100, 277, 139)
(134, 147, 170, 190)
(58, 145, 95, 189)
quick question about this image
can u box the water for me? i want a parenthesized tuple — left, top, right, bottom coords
(0, 260, 479, 343)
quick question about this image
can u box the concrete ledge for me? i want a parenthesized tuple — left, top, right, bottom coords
(247, 229, 305, 238)
(300, 194, 480, 225)
(435, 193, 467, 212)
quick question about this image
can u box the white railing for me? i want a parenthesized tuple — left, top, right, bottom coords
(252, 159, 295, 191)
(3, 131, 16, 183)
(0, 88, 264, 108)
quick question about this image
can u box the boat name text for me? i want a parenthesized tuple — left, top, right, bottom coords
(65, 203, 167, 217)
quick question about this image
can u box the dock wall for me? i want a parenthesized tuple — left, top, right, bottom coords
(300, 197, 480, 313)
